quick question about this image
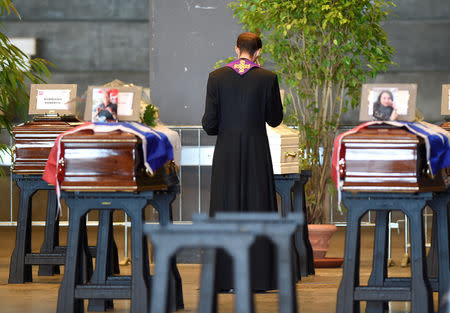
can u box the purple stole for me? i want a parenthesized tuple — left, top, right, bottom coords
(225, 58, 260, 75)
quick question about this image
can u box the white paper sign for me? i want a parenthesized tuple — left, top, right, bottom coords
(448, 90, 450, 110)
(36, 89, 71, 110)
(396, 90, 410, 115)
(117, 92, 134, 116)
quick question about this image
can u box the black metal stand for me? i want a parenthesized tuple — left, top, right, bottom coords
(336, 192, 433, 313)
(56, 189, 183, 313)
(8, 174, 93, 283)
(274, 170, 314, 277)
(426, 189, 450, 313)
(362, 189, 450, 313)
(87, 187, 183, 312)
(427, 214, 439, 278)
(86, 210, 120, 311)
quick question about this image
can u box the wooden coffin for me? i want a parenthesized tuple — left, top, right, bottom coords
(440, 121, 450, 132)
(60, 129, 178, 192)
(12, 120, 80, 175)
(340, 126, 445, 193)
(440, 122, 450, 185)
(266, 124, 299, 174)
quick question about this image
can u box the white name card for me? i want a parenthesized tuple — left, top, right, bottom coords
(29, 84, 77, 115)
(36, 89, 71, 111)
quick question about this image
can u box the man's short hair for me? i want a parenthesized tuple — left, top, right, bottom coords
(236, 32, 262, 56)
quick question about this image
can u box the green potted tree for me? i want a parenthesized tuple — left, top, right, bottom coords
(0, 1, 52, 166)
(226, 0, 396, 260)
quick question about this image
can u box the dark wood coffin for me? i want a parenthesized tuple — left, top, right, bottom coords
(12, 120, 80, 175)
(60, 129, 178, 192)
(440, 122, 450, 185)
(340, 126, 445, 193)
(440, 121, 450, 132)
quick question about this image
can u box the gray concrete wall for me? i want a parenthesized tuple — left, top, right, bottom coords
(2, 0, 148, 20)
(149, 0, 242, 124)
(1, 0, 149, 107)
(391, 0, 450, 19)
(3, 1, 448, 124)
(149, 1, 450, 125)
(342, 4, 450, 124)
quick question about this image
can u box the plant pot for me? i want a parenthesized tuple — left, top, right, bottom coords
(307, 224, 337, 259)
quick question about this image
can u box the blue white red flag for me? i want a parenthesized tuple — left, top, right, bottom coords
(42, 122, 174, 214)
(331, 121, 450, 188)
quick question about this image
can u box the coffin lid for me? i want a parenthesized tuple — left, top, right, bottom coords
(60, 129, 139, 143)
(13, 121, 81, 136)
(266, 123, 298, 138)
(341, 127, 420, 144)
(266, 124, 299, 147)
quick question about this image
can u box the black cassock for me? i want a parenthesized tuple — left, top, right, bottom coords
(202, 61, 283, 291)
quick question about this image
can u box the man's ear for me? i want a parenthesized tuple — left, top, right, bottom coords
(254, 48, 261, 58)
(235, 46, 240, 57)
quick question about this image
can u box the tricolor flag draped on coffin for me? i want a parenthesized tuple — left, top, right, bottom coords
(332, 121, 450, 193)
(43, 122, 181, 196)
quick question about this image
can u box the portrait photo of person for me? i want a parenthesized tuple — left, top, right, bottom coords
(371, 89, 398, 121)
(85, 85, 143, 122)
(92, 88, 119, 122)
(361, 84, 415, 122)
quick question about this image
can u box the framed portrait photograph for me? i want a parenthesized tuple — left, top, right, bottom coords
(359, 84, 417, 122)
(84, 86, 143, 122)
(29, 84, 77, 115)
(441, 84, 450, 115)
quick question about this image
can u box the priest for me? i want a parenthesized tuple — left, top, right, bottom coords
(202, 32, 283, 291)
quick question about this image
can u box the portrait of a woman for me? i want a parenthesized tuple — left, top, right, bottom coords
(372, 89, 398, 121)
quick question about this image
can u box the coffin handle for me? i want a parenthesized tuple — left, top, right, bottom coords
(284, 152, 297, 158)
(146, 168, 156, 178)
(339, 159, 346, 177)
(11, 145, 16, 165)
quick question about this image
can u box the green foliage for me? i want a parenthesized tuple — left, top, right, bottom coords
(142, 103, 158, 128)
(0, 0, 52, 166)
(214, 56, 235, 70)
(228, 0, 395, 223)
